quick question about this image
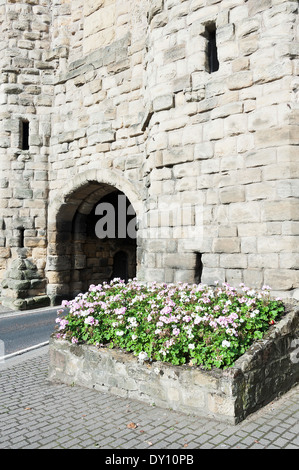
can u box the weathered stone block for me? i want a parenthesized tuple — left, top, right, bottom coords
(163, 252, 197, 270)
(219, 253, 247, 269)
(152, 94, 174, 112)
(264, 269, 299, 291)
(164, 44, 186, 64)
(213, 238, 240, 253)
(219, 186, 245, 204)
(227, 71, 253, 90)
(6, 279, 31, 291)
(262, 200, 299, 222)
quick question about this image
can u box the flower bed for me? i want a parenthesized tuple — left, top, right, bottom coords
(49, 280, 298, 423)
(55, 279, 285, 370)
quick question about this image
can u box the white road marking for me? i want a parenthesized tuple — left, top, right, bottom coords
(0, 341, 49, 362)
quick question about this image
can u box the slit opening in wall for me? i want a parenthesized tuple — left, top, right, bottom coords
(21, 120, 29, 150)
(19, 228, 25, 248)
(206, 24, 219, 74)
(111, 250, 129, 283)
(194, 253, 203, 284)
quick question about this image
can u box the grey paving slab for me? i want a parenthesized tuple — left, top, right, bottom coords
(0, 346, 298, 450)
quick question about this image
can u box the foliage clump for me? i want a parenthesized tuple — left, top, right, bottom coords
(55, 279, 285, 369)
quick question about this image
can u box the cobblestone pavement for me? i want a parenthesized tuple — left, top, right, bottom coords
(0, 347, 298, 450)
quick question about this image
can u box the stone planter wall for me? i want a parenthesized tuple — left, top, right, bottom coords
(48, 304, 299, 424)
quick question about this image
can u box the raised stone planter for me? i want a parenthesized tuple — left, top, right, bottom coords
(48, 304, 299, 424)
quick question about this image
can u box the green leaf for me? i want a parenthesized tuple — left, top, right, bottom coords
(253, 331, 263, 340)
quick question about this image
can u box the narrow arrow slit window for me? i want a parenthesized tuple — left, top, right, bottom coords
(21, 120, 29, 150)
(19, 228, 25, 248)
(206, 24, 219, 73)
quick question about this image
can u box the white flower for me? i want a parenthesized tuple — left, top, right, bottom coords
(188, 343, 195, 350)
(250, 309, 259, 318)
(132, 334, 137, 340)
(247, 289, 256, 296)
(138, 351, 149, 363)
(222, 340, 231, 348)
(226, 328, 237, 336)
(128, 316, 138, 327)
(116, 330, 124, 336)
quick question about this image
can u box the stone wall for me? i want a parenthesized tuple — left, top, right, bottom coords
(0, 0, 298, 308)
(139, 0, 299, 294)
(48, 303, 299, 424)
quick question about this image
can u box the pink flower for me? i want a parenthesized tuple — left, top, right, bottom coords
(114, 307, 126, 315)
(160, 306, 172, 315)
(84, 316, 98, 326)
(182, 315, 191, 323)
(56, 318, 69, 330)
(165, 339, 175, 349)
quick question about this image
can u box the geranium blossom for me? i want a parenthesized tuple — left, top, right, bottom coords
(114, 307, 126, 315)
(160, 306, 172, 315)
(55, 318, 69, 330)
(84, 316, 98, 326)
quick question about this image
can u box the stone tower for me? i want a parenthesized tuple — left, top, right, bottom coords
(0, 0, 298, 310)
(0, 0, 52, 309)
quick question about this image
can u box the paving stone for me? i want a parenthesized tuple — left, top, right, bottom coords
(0, 347, 298, 449)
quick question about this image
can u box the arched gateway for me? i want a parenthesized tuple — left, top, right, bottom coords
(46, 169, 143, 304)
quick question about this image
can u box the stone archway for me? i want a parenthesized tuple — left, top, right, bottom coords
(46, 169, 143, 305)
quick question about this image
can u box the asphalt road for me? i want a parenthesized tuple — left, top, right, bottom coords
(0, 307, 63, 359)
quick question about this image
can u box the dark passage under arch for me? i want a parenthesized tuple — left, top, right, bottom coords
(111, 250, 129, 282)
(71, 189, 137, 295)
